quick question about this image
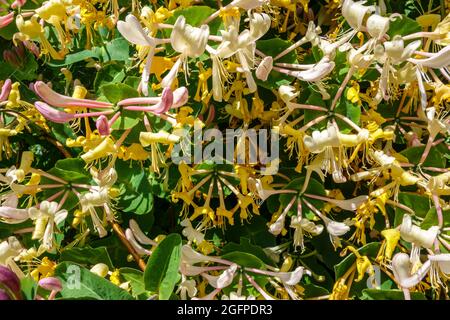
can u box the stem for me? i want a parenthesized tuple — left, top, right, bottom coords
(330, 66, 355, 111)
(110, 221, 146, 271)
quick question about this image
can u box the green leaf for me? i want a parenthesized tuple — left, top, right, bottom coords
(394, 192, 430, 226)
(46, 37, 130, 67)
(100, 83, 138, 104)
(221, 237, 272, 266)
(256, 38, 298, 90)
(144, 233, 182, 300)
(420, 207, 450, 229)
(116, 161, 154, 215)
(400, 146, 445, 168)
(55, 262, 133, 300)
(120, 268, 148, 298)
(221, 251, 265, 269)
(47, 158, 91, 183)
(387, 15, 422, 38)
(20, 276, 37, 300)
(361, 289, 426, 300)
(60, 247, 114, 269)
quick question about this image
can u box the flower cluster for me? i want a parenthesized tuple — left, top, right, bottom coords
(0, 0, 449, 300)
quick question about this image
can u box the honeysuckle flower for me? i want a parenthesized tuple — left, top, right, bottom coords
(409, 45, 450, 68)
(117, 14, 168, 96)
(202, 264, 238, 289)
(0, 79, 11, 102)
(392, 252, 431, 291)
(211, 12, 270, 99)
(38, 276, 62, 299)
(342, 0, 375, 31)
(290, 215, 324, 251)
(0, 237, 24, 277)
(181, 245, 233, 266)
(0, 12, 14, 29)
(176, 276, 198, 300)
(28, 201, 68, 251)
(161, 16, 209, 88)
(181, 218, 204, 244)
(399, 214, 440, 249)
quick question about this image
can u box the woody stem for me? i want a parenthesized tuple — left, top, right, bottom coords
(110, 221, 146, 271)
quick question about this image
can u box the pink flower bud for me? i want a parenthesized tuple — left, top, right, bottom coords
(0, 79, 12, 102)
(0, 12, 14, 29)
(96, 115, 110, 136)
(3, 50, 21, 68)
(11, 0, 27, 9)
(38, 277, 62, 292)
(34, 101, 75, 123)
(0, 265, 21, 296)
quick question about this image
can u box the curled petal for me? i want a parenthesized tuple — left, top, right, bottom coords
(202, 264, 238, 289)
(392, 253, 431, 289)
(409, 45, 450, 68)
(0, 207, 29, 224)
(117, 14, 155, 46)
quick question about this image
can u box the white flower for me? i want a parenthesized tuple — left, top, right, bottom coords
(326, 220, 351, 237)
(28, 201, 67, 251)
(303, 124, 340, 153)
(291, 57, 335, 82)
(202, 264, 238, 289)
(392, 253, 431, 289)
(342, 0, 375, 30)
(171, 16, 210, 58)
(399, 214, 439, 249)
(176, 277, 198, 300)
(117, 14, 164, 95)
(181, 218, 205, 244)
(0, 236, 25, 277)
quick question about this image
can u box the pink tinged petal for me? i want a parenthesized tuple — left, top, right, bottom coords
(11, 0, 26, 9)
(96, 115, 110, 136)
(124, 87, 173, 114)
(125, 229, 152, 256)
(202, 264, 238, 289)
(0, 207, 30, 224)
(181, 245, 233, 265)
(180, 263, 228, 276)
(0, 12, 14, 29)
(172, 87, 189, 108)
(38, 277, 62, 292)
(409, 46, 450, 68)
(118, 97, 160, 106)
(117, 14, 155, 46)
(34, 101, 75, 123)
(34, 81, 112, 109)
(54, 210, 68, 225)
(129, 219, 157, 246)
(273, 267, 307, 286)
(0, 78, 11, 102)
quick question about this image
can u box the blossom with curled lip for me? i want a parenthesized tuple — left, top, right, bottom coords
(161, 16, 210, 88)
(117, 14, 167, 96)
(28, 201, 68, 251)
